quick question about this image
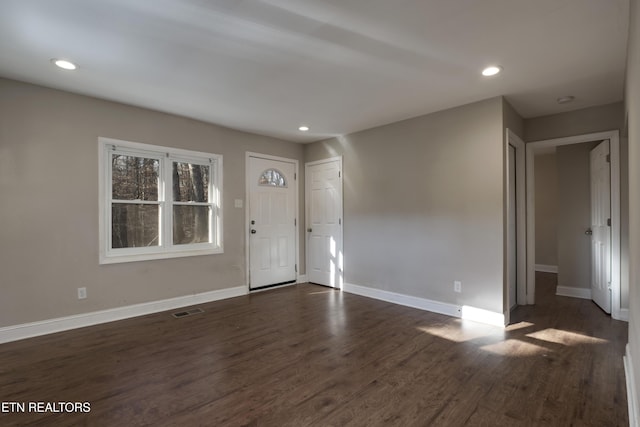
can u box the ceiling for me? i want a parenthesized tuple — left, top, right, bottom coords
(0, 0, 630, 143)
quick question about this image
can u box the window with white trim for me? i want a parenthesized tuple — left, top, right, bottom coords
(99, 138, 223, 264)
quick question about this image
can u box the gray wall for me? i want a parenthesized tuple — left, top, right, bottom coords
(525, 103, 625, 142)
(556, 142, 599, 290)
(625, 0, 640, 414)
(306, 97, 505, 315)
(534, 151, 558, 267)
(503, 98, 524, 139)
(0, 78, 305, 327)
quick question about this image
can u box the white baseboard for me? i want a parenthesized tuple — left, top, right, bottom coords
(555, 286, 592, 300)
(297, 274, 308, 284)
(0, 286, 247, 344)
(535, 264, 558, 273)
(617, 308, 630, 322)
(625, 344, 639, 427)
(343, 282, 505, 327)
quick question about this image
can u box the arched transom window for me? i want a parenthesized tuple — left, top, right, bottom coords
(259, 169, 287, 187)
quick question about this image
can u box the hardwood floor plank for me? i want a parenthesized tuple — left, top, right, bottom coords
(0, 274, 628, 426)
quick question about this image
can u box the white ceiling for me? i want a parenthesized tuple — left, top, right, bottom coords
(0, 0, 630, 143)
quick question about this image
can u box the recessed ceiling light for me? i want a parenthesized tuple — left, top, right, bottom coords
(481, 65, 502, 77)
(298, 125, 310, 132)
(557, 96, 575, 104)
(52, 59, 77, 70)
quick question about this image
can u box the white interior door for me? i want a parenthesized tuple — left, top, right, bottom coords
(248, 156, 297, 289)
(306, 158, 343, 288)
(590, 140, 611, 313)
(508, 144, 517, 310)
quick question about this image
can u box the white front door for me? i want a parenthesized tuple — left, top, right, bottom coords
(590, 140, 611, 313)
(248, 156, 297, 289)
(306, 158, 343, 288)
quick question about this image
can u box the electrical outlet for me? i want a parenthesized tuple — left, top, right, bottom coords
(454, 281, 462, 293)
(77, 287, 87, 300)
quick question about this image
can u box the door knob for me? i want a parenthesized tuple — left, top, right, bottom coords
(251, 229, 257, 234)
(307, 228, 312, 232)
(585, 228, 593, 235)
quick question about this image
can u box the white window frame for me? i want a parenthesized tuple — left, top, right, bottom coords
(99, 137, 223, 264)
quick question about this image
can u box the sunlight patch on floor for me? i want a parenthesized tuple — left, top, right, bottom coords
(417, 321, 499, 343)
(526, 328, 609, 346)
(480, 339, 551, 357)
(461, 305, 504, 327)
(506, 321, 536, 331)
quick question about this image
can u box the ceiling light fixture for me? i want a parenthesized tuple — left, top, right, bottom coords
(481, 65, 502, 77)
(52, 59, 77, 70)
(557, 96, 575, 104)
(298, 125, 310, 132)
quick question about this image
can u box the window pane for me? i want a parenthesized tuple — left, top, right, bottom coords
(112, 154, 159, 201)
(112, 204, 160, 248)
(173, 162, 209, 202)
(173, 205, 210, 245)
(259, 169, 286, 187)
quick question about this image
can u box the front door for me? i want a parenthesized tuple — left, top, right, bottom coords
(306, 158, 343, 288)
(590, 140, 611, 313)
(248, 156, 297, 289)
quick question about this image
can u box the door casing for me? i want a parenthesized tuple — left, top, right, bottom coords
(506, 130, 527, 325)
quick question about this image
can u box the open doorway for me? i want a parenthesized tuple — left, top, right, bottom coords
(525, 130, 623, 320)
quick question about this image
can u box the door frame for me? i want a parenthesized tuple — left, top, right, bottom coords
(506, 130, 527, 321)
(245, 152, 300, 291)
(525, 130, 624, 320)
(305, 156, 344, 289)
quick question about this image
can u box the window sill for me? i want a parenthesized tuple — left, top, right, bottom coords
(99, 247, 223, 265)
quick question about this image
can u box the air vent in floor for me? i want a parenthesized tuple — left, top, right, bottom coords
(172, 308, 204, 318)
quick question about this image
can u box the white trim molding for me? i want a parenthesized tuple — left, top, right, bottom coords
(506, 130, 528, 311)
(297, 274, 308, 284)
(535, 264, 559, 273)
(0, 286, 247, 344)
(343, 283, 505, 327)
(555, 286, 592, 300)
(625, 344, 639, 427)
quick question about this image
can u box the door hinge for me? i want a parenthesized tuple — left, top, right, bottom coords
(338, 171, 341, 178)
(294, 173, 297, 180)
(294, 218, 297, 226)
(606, 154, 610, 163)
(607, 218, 611, 227)
(339, 218, 342, 225)
(295, 264, 298, 273)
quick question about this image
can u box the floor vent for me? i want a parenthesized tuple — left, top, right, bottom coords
(172, 308, 204, 318)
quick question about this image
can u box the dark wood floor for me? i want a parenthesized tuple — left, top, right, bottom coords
(0, 273, 628, 426)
